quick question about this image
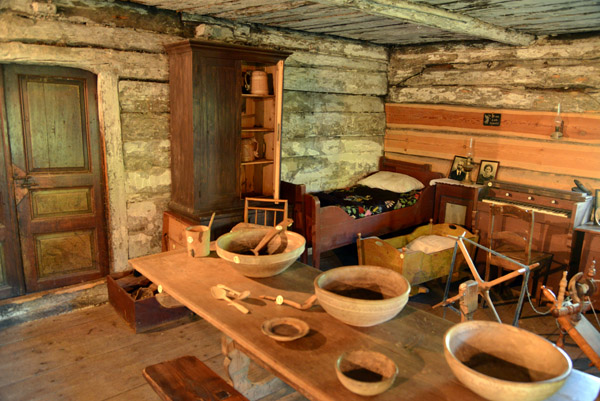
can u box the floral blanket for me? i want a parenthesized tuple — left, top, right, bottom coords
(312, 185, 421, 219)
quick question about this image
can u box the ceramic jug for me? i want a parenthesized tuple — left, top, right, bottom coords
(241, 137, 259, 162)
(243, 71, 252, 93)
(244, 71, 268, 95)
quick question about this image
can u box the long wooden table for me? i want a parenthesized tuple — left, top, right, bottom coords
(129, 250, 600, 401)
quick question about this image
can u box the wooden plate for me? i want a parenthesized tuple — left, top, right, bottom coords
(261, 317, 309, 342)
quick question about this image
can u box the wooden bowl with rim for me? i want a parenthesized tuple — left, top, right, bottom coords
(314, 265, 410, 327)
(215, 228, 305, 278)
(335, 349, 398, 396)
(444, 320, 572, 401)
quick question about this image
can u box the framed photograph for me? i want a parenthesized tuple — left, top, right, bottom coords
(476, 160, 500, 185)
(448, 155, 468, 182)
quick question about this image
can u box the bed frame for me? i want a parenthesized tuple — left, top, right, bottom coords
(280, 157, 444, 269)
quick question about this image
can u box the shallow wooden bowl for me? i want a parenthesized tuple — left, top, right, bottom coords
(215, 229, 305, 278)
(335, 349, 398, 396)
(261, 317, 309, 342)
(444, 320, 572, 401)
(314, 265, 410, 327)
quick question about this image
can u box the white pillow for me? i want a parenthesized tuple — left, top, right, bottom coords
(406, 235, 456, 254)
(357, 171, 424, 193)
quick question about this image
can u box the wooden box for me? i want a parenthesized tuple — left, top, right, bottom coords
(162, 210, 200, 252)
(107, 271, 192, 333)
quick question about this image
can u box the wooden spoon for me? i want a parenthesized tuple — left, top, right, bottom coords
(216, 284, 251, 300)
(210, 286, 249, 314)
(259, 294, 318, 310)
(251, 218, 293, 256)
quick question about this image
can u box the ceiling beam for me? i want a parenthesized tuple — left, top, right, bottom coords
(310, 0, 536, 46)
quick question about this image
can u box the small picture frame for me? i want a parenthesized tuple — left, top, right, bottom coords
(476, 160, 500, 185)
(449, 156, 468, 182)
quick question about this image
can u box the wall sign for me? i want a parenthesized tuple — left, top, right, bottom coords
(483, 113, 501, 126)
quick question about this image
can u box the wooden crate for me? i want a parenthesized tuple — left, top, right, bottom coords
(107, 271, 192, 333)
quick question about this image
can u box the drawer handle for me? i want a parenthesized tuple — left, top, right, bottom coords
(505, 192, 511, 197)
(528, 196, 533, 200)
(551, 200, 558, 204)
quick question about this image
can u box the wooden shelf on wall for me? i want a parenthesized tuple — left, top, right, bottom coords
(384, 103, 600, 190)
(386, 103, 600, 142)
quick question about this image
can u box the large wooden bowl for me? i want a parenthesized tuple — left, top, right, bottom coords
(314, 265, 410, 327)
(444, 320, 572, 401)
(215, 229, 305, 278)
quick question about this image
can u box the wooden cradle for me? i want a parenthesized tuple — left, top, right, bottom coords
(280, 157, 443, 269)
(356, 222, 479, 286)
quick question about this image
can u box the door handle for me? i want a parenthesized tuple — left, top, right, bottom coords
(14, 176, 39, 189)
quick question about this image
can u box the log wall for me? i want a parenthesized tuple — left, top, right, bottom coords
(386, 37, 600, 192)
(191, 22, 389, 191)
(0, 0, 389, 268)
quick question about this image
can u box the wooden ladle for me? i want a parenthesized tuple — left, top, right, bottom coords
(251, 218, 293, 256)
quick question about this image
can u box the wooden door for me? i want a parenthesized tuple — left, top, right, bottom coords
(0, 67, 24, 299)
(2, 64, 108, 294)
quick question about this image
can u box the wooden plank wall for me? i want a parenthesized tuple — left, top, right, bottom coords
(385, 36, 600, 192)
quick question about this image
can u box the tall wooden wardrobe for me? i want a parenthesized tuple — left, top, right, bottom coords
(163, 40, 290, 250)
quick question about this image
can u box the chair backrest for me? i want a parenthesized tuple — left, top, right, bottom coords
(244, 198, 288, 227)
(487, 204, 535, 267)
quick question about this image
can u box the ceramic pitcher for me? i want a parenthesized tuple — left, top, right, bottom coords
(241, 137, 259, 162)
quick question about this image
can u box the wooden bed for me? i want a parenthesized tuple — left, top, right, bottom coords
(280, 158, 444, 269)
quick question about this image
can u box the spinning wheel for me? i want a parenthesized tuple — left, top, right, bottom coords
(542, 260, 600, 370)
(434, 234, 537, 327)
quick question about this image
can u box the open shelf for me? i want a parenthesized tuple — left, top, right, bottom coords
(242, 93, 275, 98)
(241, 127, 275, 133)
(241, 159, 274, 166)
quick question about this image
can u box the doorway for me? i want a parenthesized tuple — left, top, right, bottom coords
(0, 64, 109, 299)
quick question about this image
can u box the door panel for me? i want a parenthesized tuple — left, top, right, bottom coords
(23, 79, 89, 171)
(35, 229, 95, 278)
(31, 187, 93, 218)
(3, 64, 108, 293)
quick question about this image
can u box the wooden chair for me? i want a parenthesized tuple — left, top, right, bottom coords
(243, 198, 288, 227)
(485, 204, 554, 306)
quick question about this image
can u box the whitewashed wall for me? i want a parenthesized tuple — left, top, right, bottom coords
(0, 0, 389, 267)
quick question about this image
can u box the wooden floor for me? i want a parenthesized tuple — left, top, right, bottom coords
(0, 247, 598, 401)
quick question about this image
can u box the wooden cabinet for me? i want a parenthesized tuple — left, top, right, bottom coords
(165, 40, 290, 231)
(433, 180, 483, 231)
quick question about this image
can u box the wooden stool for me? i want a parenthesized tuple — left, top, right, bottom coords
(143, 355, 249, 401)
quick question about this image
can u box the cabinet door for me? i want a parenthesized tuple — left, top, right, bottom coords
(194, 56, 242, 213)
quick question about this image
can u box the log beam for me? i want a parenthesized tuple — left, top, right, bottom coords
(311, 0, 536, 46)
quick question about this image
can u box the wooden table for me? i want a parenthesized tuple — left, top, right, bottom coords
(128, 250, 600, 401)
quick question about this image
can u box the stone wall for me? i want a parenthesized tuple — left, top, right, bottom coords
(386, 36, 600, 191)
(0, 0, 389, 268)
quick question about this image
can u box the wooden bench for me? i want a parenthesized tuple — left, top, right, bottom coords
(143, 355, 249, 401)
